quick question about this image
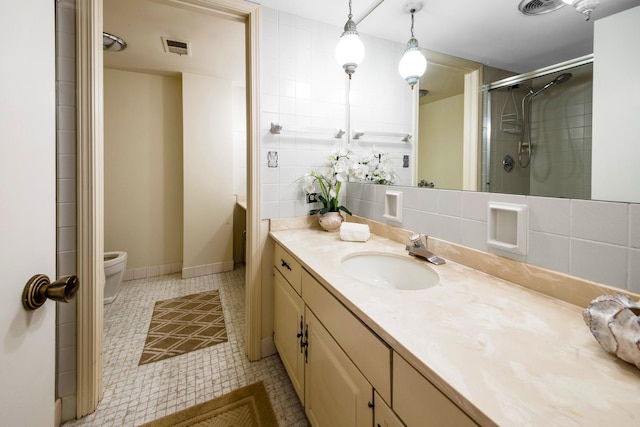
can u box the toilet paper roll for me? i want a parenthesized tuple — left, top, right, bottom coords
(339, 222, 370, 242)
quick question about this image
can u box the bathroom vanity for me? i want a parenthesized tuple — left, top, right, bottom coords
(269, 218, 640, 426)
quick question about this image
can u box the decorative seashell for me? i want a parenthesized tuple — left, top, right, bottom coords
(583, 293, 640, 369)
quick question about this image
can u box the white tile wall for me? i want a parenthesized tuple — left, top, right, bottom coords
(55, 0, 77, 421)
(527, 196, 571, 236)
(629, 249, 640, 294)
(571, 199, 628, 245)
(570, 239, 628, 288)
(630, 204, 640, 249)
(528, 231, 570, 274)
(437, 190, 463, 217)
(347, 182, 640, 293)
(260, 7, 413, 219)
(462, 192, 490, 222)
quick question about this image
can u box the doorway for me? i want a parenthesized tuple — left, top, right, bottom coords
(414, 50, 482, 191)
(74, 0, 262, 418)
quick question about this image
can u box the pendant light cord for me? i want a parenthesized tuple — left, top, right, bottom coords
(348, 0, 353, 19)
(410, 9, 415, 37)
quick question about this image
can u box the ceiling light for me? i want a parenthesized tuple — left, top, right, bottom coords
(560, 0, 600, 21)
(335, 0, 365, 79)
(103, 32, 127, 52)
(398, 4, 427, 89)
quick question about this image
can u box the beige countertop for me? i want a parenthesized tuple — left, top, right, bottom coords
(270, 226, 640, 427)
(235, 195, 246, 210)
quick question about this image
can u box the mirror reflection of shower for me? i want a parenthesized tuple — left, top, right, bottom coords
(485, 58, 593, 200)
(517, 72, 572, 168)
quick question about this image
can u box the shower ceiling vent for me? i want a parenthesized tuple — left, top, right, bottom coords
(518, 0, 565, 16)
(161, 37, 191, 56)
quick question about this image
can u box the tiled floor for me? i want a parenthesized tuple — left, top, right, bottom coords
(63, 266, 308, 426)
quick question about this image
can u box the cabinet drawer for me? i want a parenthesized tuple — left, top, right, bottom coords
(393, 354, 478, 427)
(302, 269, 392, 403)
(274, 243, 302, 294)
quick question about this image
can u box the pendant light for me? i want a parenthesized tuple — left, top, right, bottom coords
(398, 5, 427, 89)
(560, 0, 600, 21)
(336, 0, 365, 79)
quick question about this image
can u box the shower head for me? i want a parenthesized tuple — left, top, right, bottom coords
(553, 73, 573, 84)
(532, 73, 573, 97)
(103, 32, 127, 52)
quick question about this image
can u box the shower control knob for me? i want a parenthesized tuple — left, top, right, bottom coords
(22, 274, 79, 311)
(503, 155, 515, 173)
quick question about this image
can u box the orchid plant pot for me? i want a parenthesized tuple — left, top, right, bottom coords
(317, 212, 344, 232)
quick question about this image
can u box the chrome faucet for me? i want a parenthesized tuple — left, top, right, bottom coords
(406, 233, 446, 265)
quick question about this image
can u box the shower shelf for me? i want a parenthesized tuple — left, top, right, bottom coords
(500, 115, 523, 135)
(500, 89, 523, 135)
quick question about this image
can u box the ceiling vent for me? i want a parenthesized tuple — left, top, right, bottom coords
(518, 0, 565, 16)
(161, 37, 191, 56)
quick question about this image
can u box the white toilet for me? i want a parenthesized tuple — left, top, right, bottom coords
(104, 251, 127, 304)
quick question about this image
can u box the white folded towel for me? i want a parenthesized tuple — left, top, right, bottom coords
(340, 222, 370, 242)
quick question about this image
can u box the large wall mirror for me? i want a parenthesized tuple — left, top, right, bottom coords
(355, 1, 640, 204)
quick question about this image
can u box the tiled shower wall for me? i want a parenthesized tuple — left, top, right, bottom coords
(486, 63, 593, 199)
(346, 182, 640, 294)
(529, 64, 592, 199)
(55, 0, 77, 422)
(260, 7, 413, 219)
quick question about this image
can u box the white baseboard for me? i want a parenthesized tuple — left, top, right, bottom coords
(54, 398, 61, 427)
(123, 262, 182, 281)
(182, 260, 235, 279)
(123, 260, 237, 281)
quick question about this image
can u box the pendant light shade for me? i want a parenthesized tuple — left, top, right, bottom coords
(399, 37, 427, 88)
(336, 0, 365, 78)
(399, 7, 427, 89)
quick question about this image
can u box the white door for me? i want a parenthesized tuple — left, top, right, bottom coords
(0, 2, 57, 426)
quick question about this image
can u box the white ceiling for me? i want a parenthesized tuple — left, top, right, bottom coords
(258, 0, 640, 73)
(103, 0, 246, 80)
(103, 0, 639, 101)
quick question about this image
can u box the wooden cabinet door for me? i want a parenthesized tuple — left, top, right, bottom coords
(274, 269, 306, 403)
(393, 354, 478, 427)
(304, 309, 374, 427)
(374, 391, 405, 427)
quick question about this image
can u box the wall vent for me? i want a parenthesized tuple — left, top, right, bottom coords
(161, 37, 191, 56)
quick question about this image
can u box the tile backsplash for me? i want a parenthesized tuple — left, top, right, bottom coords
(347, 182, 640, 294)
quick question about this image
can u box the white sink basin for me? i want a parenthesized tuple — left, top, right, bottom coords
(341, 252, 440, 290)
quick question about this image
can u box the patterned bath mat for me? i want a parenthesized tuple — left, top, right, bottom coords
(139, 290, 228, 365)
(138, 381, 278, 427)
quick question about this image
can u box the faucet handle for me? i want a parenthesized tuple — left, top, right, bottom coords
(409, 233, 429, 248)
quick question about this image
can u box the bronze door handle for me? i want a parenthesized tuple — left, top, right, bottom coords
(22, 274, 79, 310)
